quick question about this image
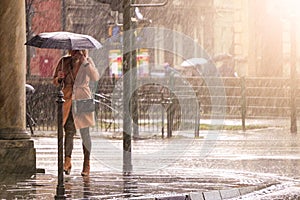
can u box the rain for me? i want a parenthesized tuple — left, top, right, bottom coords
(1, 0, 300, 199)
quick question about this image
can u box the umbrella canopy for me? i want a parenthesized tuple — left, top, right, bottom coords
(180, 57, 208, 67)
(25, 31, 102, 50)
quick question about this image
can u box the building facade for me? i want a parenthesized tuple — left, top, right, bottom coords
(27, 0, 299, 77)
(26, 0, 62, 77)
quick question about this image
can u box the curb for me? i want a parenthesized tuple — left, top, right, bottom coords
(129, 184, 276, 200)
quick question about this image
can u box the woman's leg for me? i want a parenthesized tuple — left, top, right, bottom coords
(80, 127, 91, 176)
(63, 111, 76, 174)
(80, 127, 91, 158)
(64, 112, 76, 157)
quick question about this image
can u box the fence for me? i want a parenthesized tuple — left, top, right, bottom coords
(26, 76, 299, 136)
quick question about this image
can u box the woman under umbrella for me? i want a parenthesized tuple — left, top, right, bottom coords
(53, 49, 99, 176)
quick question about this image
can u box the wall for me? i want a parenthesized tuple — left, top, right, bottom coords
(27, 0, 62, 77)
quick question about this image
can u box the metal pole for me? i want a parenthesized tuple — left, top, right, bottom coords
(241, 76, 246, 132)
(290, 17, 297, 134)
(161, 93, 164, 138)
(194, 99, 200, 138)
(131, 15, 139, 139)
(167, 71, 175, 138)
(55, 84, 66, 199)
(167, 101, 173, 138)
(123, 0, 133, 174)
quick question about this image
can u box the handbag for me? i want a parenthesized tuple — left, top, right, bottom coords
(73, 98, 95, 113)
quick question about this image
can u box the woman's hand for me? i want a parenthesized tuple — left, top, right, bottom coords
(80, 55, 90, 67)
(80, 53, 88, 64)
(70, 50, 89, 66)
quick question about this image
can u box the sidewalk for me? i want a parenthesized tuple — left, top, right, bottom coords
(1, 127, 300, 199)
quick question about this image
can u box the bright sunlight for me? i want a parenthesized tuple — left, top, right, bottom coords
(269, 0, 300, 17)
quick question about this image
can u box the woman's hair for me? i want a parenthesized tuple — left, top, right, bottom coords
(67, 49, 88, 57)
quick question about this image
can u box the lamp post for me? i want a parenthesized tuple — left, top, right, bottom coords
(121, 0, 168, 173)
(55, 84, 66, 199)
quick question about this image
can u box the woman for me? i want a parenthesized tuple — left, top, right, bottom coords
(53, 49, 100, 176)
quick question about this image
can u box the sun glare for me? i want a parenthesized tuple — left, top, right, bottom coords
(270, 0, 300, 17)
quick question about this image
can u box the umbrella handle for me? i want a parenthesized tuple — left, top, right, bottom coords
(61, 57, 64, 71)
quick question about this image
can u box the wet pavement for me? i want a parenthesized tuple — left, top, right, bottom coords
(1, 126, 300, 199)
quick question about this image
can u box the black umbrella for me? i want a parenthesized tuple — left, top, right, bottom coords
(25, 31, 102, 50)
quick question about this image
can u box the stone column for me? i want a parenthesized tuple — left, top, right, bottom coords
(0, 0, 36, 174)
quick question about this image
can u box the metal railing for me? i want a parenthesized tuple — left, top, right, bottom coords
(26, 76, 299, 135)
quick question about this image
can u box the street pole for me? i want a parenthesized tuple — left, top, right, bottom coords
(122, 0, 167, 173)
(290, 17, 297, 134)
(131, 14, 139, 139)
(123, 0, 133, 174)
(55, 84, 66, 199)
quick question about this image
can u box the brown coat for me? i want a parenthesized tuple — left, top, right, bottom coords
(53, 56, 100, 129)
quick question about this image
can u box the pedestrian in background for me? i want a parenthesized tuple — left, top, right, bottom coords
(53, 49, 100, 176)
(218, 54, 237, 77)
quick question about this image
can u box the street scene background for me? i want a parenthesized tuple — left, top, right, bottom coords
(2, 0, 300, 199)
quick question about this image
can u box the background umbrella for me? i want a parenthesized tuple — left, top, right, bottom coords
(179, 57, 219, 76)
(180, 57, 208, 67)
(25, 31, 102, 50)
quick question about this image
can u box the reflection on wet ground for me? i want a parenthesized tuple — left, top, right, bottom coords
(1, 127, 300, 199)
(0, 172, 275, 199)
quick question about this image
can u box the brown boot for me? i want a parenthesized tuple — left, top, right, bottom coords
(81, 159, 90, 176)
(64, 156, 72, 175)
(81, 144, 90, 176)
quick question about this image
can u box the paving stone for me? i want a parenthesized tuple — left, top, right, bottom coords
(220, 189, 240, 199)
(203, 191, 222, 200)
(188, 192, 204, 200)
(239, 186, 257, 195)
